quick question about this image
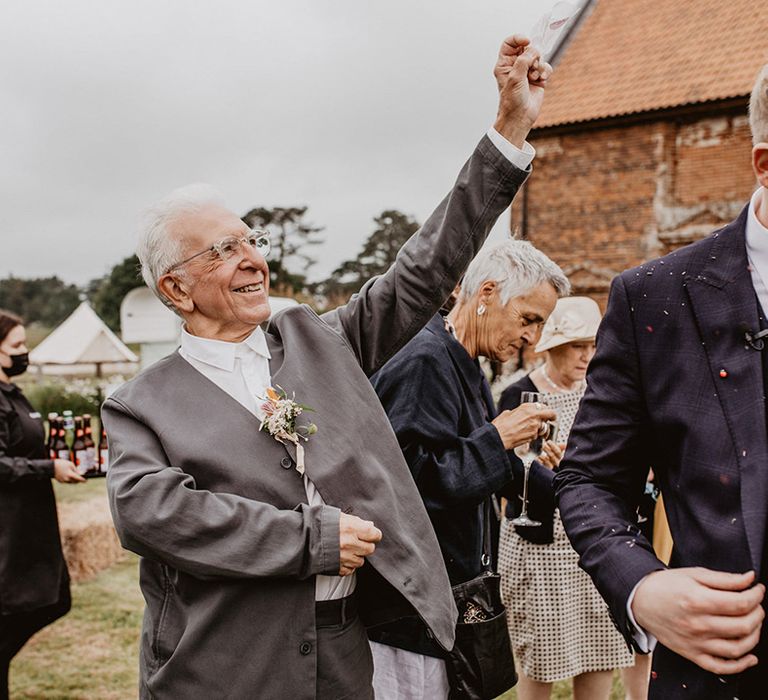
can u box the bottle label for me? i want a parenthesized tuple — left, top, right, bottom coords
(75, 450, 89, 475)
(100, 449, 109, 473)
(86, 447, 97, 472)
(57, 449, 71, 461)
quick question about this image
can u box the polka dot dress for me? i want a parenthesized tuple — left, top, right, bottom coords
(498, 387, 634, 683)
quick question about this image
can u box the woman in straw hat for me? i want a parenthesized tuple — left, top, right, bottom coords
(497, 296, 641, 700)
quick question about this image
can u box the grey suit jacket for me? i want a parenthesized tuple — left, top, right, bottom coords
(103, 135, 528, 699)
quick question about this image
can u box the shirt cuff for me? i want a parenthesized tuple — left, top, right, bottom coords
(627, 578, 658, 653)
(486, 127, 535, 170)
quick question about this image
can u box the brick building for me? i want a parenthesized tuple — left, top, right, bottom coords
(512, 0, 768, 306)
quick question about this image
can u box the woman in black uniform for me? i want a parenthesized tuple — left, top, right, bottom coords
(0, 310, 84, 699)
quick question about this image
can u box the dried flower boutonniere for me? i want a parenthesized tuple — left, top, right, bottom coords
(259, 386, 317, 475)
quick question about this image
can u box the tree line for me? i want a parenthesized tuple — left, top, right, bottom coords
(0, 206, 420, 333)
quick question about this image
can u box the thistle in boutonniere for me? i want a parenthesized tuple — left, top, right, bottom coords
(259, 386, 317, 475)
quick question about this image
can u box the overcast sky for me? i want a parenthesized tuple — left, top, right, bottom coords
(1, 1, 550, 286)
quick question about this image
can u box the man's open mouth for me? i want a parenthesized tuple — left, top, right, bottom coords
(232, 283, 263, 293)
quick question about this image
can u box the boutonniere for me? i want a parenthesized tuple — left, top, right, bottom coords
(259, 386, 317, 475)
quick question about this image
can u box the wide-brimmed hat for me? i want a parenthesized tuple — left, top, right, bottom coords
(535, 296, 602, 353)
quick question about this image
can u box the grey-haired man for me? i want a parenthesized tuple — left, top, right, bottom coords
(104, 36, 553, 699)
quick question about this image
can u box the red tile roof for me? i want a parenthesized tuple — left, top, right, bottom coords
(535, 0, 768, 129)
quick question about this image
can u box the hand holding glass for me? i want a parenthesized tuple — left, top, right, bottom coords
(511, 392, 557, 527)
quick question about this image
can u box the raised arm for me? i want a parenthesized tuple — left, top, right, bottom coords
(322, 38, 551, 376)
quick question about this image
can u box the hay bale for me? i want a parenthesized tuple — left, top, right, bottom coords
(57, 493, 124, 582)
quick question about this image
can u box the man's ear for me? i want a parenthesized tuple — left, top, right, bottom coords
(158, 273, 194, 314)
(478, 280, 498, 307)
(753, 143, 768, 189)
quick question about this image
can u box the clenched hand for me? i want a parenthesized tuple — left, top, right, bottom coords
(493, 35, 553, 147)
(339, 513, 383, 576)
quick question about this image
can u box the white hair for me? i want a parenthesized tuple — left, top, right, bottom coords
(749, 63, 768, 146)
(459, 239, 570, 305)
(137, 183, 225, 310)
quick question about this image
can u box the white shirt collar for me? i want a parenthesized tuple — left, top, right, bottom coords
(180, 325, 271, 372)
(746, 187, 768, 255)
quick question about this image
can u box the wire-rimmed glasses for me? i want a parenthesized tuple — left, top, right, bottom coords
(165, 229, 271, 274)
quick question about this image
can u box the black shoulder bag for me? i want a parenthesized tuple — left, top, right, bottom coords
(445, 499, 517, 699)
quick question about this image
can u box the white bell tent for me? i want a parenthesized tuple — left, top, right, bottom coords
(30, 301, 138, 377)
(120, 287, 181, 370)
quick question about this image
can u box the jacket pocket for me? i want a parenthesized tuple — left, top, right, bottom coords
(152, 564, 183, 665)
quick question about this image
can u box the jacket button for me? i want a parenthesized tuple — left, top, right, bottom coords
(299, 641, 312, 655)
(280, 457, 292, 469)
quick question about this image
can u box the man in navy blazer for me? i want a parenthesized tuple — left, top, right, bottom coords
(555, 64, 768, 700)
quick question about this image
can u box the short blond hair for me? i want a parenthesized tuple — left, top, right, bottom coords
(749, 63, 768, 145)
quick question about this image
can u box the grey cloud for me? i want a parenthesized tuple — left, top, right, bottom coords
(1, 0, 541, 284)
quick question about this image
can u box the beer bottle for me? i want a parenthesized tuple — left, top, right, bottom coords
(53, 418, 71, 461)
(83, 414, 97, 475)
(72, 417, 89, 476)
(47, 413, 59, 459)
(62, 409, 75, 445)
(99, 421, 109, 474)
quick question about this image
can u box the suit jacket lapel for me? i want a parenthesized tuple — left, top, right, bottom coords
(266, 331, 300, 467)
(685, 208, 768, 573)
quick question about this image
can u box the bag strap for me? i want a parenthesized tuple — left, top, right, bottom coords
(481, 498, 493, 573)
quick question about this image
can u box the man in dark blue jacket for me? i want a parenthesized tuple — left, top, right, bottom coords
(555, 63, 768, 700)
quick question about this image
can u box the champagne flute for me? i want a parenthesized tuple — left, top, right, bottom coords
(511, 391, 555, 527)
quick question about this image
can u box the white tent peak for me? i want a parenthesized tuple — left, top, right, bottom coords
(30, 301, 138, 365)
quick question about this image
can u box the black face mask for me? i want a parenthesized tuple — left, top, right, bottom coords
(3, 352, 29, 377)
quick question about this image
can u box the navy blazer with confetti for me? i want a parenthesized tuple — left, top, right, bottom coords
(555, 206, 768, 700)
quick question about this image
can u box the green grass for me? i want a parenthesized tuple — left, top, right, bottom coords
(53, 476, 107, 505)
(10, 557, 142, 700)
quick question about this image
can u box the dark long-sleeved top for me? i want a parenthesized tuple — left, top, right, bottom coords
(0, 381, 68, 614)
(368, 314, 524, 656)
(371, 315, 514, 584)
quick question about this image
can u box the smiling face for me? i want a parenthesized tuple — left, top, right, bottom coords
(548, 340, 597, 384)
(158, 204, 271, 341)
(479, 282, 559, 362)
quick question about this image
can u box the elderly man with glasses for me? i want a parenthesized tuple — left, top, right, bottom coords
(102, 37, 553, 700)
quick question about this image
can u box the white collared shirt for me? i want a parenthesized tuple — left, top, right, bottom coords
(745, 186, 768, 313)
(179, 325, 355, 601)
(486, 127, 536, 170)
